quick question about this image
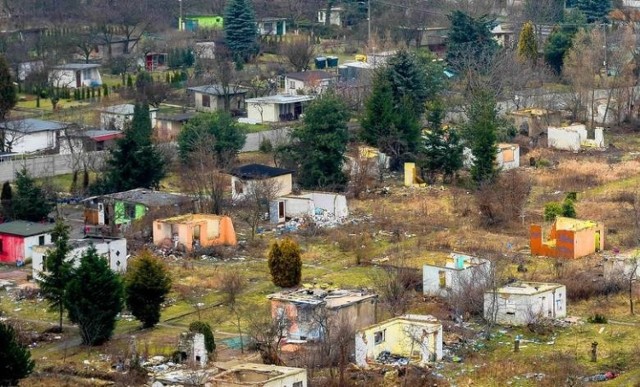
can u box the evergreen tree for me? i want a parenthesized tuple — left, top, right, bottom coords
(1, 181, 11, 218)
(420, 101, 464, 183)
(291, 93, 349, 190)
(360, 74, 395, 147)
(189, 321, 215, 353)
(124, 251, 172, 329)
(0, 55, 17, 122)
(12, 168, 55, 222)
(467, 91, 499, 184)
(571, 0, 611, 23)
(178, 111, 246, 167)
(0, 321, 35, 386)
(224, 0, 258, 64)
(385, 50, 431, 116)
(544, 10, 586, 73)
(64, 246, 124, 346)
(267, 238, 302, 288)
(446, 11, 498, 72)
(518, 21, 538, 65)
(38, 220, 73, 332)
(102, 103, 166, 192)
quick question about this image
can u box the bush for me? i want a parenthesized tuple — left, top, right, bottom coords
(587, 313, 608, 324)
(189, 321, 215, 353)
(561, 198, 576, 218)
(259, 138, 273, 153)
(267, 238, 302, 288)
(544, 202, 563, 221)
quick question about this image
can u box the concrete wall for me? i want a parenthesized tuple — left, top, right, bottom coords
(23, 233, 52, 262)
(484, 286, 567, 325)
(355, 318, 442, 367)
(231, 174, 292, 200)
(8, 131, 58, 153)
(0, 151, 108, 182)
(496, 144, 520, 170)
(247, 102, 278, 122)
(547, 125, 587, 151)
(152, 216, 236, 251)
(422, 265, 487, 296)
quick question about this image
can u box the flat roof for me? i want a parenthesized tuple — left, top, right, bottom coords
(211, 363, 306, 384)
(85, 188, 191, 208)
(0, 118, 67, 133)
(359, 314, 441, 332)
(101, 104, 158, 115)
(34, 236, 126, 251)
(424, 252, 489, 270)
(285, 70, 337, 82)
(246, 94, 315, 104)
(53, 63, 101, 70)
(187, 84, 248, 96)
(230, 164, 294, 179)
(554, 217, 599, 231)
(156, 112, 197, 122)
(0, 221, 54, 237)
(268, 288, 376, 308)
(83, 129, 123, 141)
(491, 281, 564, 296)
(156, 213, 226, 224)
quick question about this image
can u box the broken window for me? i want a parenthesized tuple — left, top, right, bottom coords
(235, 180, 244, 195)
(202, 94, 211, 107)
(374, 329, 385, 345)
(502, 148, 514, 162)
(38, 235, 45, 245)
(438, 270, 446, 288)
(293, 382, 303, 387)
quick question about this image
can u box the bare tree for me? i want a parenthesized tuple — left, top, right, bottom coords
(179, 133, 229, 215)
(234, 177, 282, 240)
(374, 264, 421, 317)
(218, 269, 247, 353)
(246, 305, 290, 365)
(280, 38, 315, 72)
(196, 47, 243, 113)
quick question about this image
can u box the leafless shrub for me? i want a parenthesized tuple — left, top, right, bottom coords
(557, 266, 623, 302)
(374, 266, 422, 316)
(475, 170, 531, 228)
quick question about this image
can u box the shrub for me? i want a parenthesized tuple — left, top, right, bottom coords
(587, 313, 608, 324)
(189, 321, 215, 353)
(561, 198, 576, 218)
(544, 202, 563, 221)
(267, 238, 302, 288)
(259, 138, 273, 153)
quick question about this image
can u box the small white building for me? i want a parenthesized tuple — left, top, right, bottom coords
(423, 253, 491, 296)
(32, 236, 128, 281)
(100, 104, 158, 131)
(256, 17, 287, 36)
(484, 282, 567, 326)
(0, 118, 67, 153)
(246, 94, 315, 123)
(496, 143, 520, 170)
(547, 124, 604, 151)
(178, 331, 208, 367)
(187, 84, 248, 113)
(270, 192, 348, 224)
(284, 70, 337, 95)
(229, 163, 294, 201)
(355, 314, 443, 367)
(211, 363, 307, 387)
(603, 254, 640, 281)
(318, 7, 344, 26)
(49, 63, 102, 88)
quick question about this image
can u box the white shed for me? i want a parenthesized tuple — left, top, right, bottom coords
(423, 253, 491, 296)
(269, 192, 348, 223)
(484, 282, 567, 326)
(32, 237, 128, 281)
(100, 104, 158, 130)
(0, 119, 67, 154)
(49, 63, 102, 88)
(246, 94, 315, 123)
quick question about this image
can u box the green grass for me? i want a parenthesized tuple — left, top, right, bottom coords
(238, 122, 271, 133)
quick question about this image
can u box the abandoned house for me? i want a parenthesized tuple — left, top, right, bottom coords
(603, 253, 640, 281)
(283, 70, 337, 95)
(484, 282, 566, 326)
(268, 288, 377, 342)
(83, 188, 194, 231)
(32, 236, 127, 280)
(355, 314, 443, 367)
(210, 363, 307, 387)
(269, 192, 349, 224)
(154, 112, 197, 142)
(463, 143, 520, 171)
(177, 331, 208, 367)
(0, 221, 54, 265)
(530, 217, 604, 259)
(547, 124, 605, 151)
(152, 214, 237, 251)
(245, 94, 315, 123)
(423, 253, 491, 296)
(230, 163, 294, 201)
(508, 108, 562, 137)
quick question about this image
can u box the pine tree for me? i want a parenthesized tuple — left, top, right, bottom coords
(1, 181, 11, 218)
(102, 103, 166, 192)
(360, 74, 395, 147)
(0, 55, 17, 122)
(0, 321, 35, 386)
(12, 168, 55, 222)
(268, 238, 302, 288)
(224, 0, 258, 64)
(124, 251, 172, 329)
(446, 11, 498, 72)
(572, 0, 611, 23)
(292, 93, 349, 190)
(38, 220, 73, 332)
(467, 91, 499, 184)
(64, 246, 124, 346)
(518, 21, 538, 65)
(421, 101, 464, 183)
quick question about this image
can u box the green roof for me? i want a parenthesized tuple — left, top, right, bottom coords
(0, 221, 54, 237)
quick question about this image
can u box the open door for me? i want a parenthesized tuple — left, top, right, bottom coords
(75, 71, 82, 88)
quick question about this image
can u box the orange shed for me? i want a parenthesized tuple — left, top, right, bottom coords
(530, 217, 604, 259)
(152, 214, 237, 251)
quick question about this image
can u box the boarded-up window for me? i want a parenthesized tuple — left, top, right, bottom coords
(502, 148, 514, 163)
(438, 270, 446, 288)
(202, 94, 211, 107)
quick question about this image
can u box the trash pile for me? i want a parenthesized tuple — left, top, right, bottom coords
(376, 351, 410, 367)
(583, 371, 617, 382)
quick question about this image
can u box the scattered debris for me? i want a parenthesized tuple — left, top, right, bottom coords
(376, 351, 410, 367)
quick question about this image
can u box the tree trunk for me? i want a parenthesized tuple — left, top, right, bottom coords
(631, 281, 634, 315)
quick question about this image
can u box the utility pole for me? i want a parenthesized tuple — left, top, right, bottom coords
(367, 0, 371, 52)
(178, 0, 183, 31)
